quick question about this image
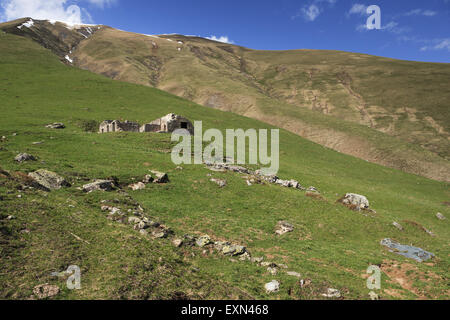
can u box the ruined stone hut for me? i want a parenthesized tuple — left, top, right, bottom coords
(99, 114, 194, 135)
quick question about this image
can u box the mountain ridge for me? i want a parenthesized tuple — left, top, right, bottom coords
(2, 17, 449, 182)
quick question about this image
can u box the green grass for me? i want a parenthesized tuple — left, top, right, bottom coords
(0, 32, 449, 300)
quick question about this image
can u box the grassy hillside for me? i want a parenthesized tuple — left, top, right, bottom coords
(1, 19, 449, 182)
(11, 22, 445, 182)
(0, 31, 449, 300)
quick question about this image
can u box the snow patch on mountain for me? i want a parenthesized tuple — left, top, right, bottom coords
(17, 19, 34, 30)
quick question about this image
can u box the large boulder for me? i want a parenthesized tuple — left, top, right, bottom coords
(380, 238, 435, 262)
(341, 193, 370, 210)
(28, 169, 71, 191)
(15, 153, 36, 162)
(82, 180, 114, 193)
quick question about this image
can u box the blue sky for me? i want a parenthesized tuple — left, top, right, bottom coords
(1, 0, 449, 62)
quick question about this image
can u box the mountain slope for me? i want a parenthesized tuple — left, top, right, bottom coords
(0, 28, 449, 300)
(2, 18, 448, 181)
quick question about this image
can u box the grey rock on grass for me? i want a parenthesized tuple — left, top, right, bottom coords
(264, 280, 280, 293)
(380, 238, 435, 262)
(28, 169, 71, 191)
(15, 153, 36, 162)
(83, 180, 114, 193)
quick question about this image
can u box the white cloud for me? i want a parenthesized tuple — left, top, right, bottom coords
(349, 4, 367, 16)
(356, 21, 409, 34)
(421, 38, 450, 51)
(292, 0, 337, 21)
(405, 9, 437, 17)
(86, 0, 116, 9)
(0, 0, 115, 24)
(302, 4, 320, 21)
(206, 35, 234, 44)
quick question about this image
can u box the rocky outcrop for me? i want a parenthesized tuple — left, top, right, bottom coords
(28, 169, 71, 191)
(15, 153, 36, 162)
(380, 238, 435, 262)
(275, 221, 294, 235)
(339, 193, 370, 210)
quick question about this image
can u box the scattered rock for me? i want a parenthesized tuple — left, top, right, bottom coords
(307, 186, 319, 193)
(182, 234, 197, 246)
(299, 279, 311, 288)
(32, 141, 44, 145)
(264, 280, 280, 293)
(6, 215, 16, 220)
(239, 252, 252, 261)
(250, 256, 264, 264)
(206, 162, 251, 174)
(340, 193, 370, 210)
(150, 170, 169, 183)
(128, 216, 141, 224)
(275, 221, 294, 235)
(286, 271, 302, 278)
(369, 291, 379, 300)
(142, 174, 154, 184)
(196, 235, 212, 247)
(423, 228, 435, 237)
(45, 123, 65, 129)
(246, 180, 252, 186)
(172, 238, 183, 247)
(33, 284, 60, 299)
(129, 182, 146, 190)
(139, 229, 148, 235)
(322, 288, 341, 298)
(210, 178, 227, 188)
(392, 222, 403, 231)
(261, 261, 277, 268)
(28, 169, 71, 191)
(222, 244, 246, 256)
(436, 212, 446, 220)
(380, 238, 435, 262)
(152, 229, 169, 238)
(267, 267, 278, 275)
(83, 180, 114, 193)
(14, 153, 36, 162)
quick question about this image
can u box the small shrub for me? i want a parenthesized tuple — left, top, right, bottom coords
(78, 120, 99, 132)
